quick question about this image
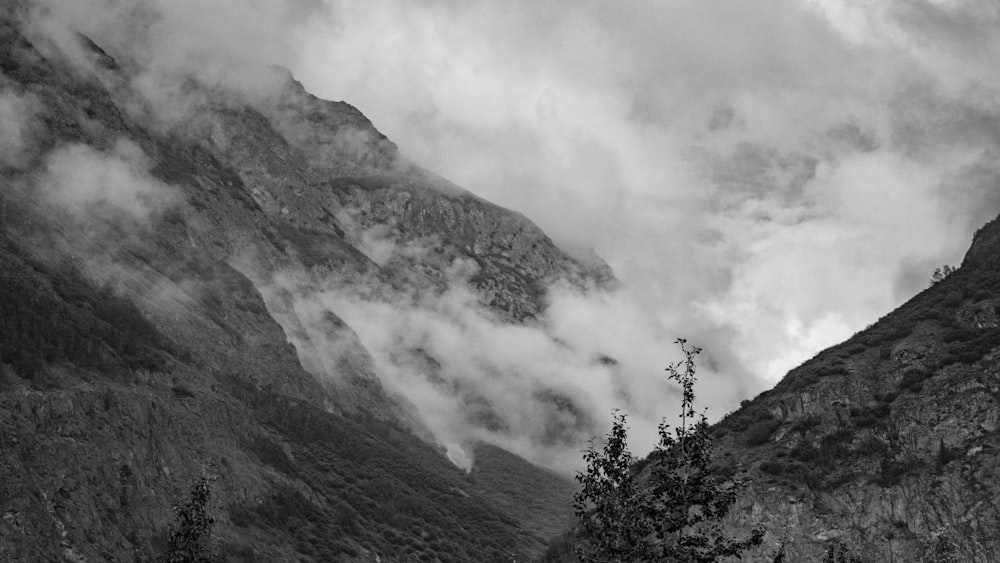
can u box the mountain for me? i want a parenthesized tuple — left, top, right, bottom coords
(0, 3, 606, 560)
(9, 2, 1000, 562)
(707, 215, 1000, 561)
(537, 215, 1000, 563)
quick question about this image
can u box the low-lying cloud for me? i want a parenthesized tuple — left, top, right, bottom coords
(265, 264, 707, 474)
(39, 139, 177, 224)
(260, 225, 750, 472)
(26, 0, 1000, 468)
(288, 0, 1000, 390)
(0, 89, 37, 167)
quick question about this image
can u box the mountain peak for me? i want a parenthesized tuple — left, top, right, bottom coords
(0, 10, 598, 560)
(964, 214, 1000, 270)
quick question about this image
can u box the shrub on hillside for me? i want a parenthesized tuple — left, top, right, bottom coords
(790, 414, 822, 434)
(573, 340, 764, 562)
(930, 265, 956, 286)
(161, 477, 215, 563)
(899, 368, 933, 392)
(873, 456, 923, 488)
(0, 249, 173, 378)
(745, 418, 781, 446)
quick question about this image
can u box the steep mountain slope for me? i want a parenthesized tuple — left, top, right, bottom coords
(0, 3, 589, 561)
(711, 216, 1000, 561)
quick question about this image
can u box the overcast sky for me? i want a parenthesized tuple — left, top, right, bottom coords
(36, 0, 1000, 463)
(291, 0, 1000, 383)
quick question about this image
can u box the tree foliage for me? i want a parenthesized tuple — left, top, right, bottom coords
(573, 339, 764, 562)
(823, 542, 862, 563)
(917, 529, 958, 563)
(930, 265, 956, 286)
(160, 476, 216, 563)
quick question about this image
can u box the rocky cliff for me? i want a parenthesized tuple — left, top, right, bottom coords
(0, 2, 600, 560)
(711, 212, 1000, 561)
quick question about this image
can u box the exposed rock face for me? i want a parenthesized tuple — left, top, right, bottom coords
(0, 6, 588, 561)
(183, 74, 614, 321)
(963, 215, 1000, 269)
(713, 223, 1000, 561)
(326, 174, 615, 320)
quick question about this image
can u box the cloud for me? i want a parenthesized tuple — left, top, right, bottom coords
(33, 0, 309, 81)
(38, 139, 177, 223)
(0, 89, 38, 167)
(287, 0, 1000, 391)
(23, 0, 1000, 465)
(31, 0, 310, 131)
(258, 225, 752, 472)
(262, 263, 702, 474)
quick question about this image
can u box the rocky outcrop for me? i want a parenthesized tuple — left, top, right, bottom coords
(326, 174, 616, 319)
(963, 215, 1000, 270)
(713, 240, 1000, 561)
(179, 76, 615, 321)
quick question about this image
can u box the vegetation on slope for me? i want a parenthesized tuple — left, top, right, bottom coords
(219, 374, 540, 561)
(0, 233, 175, 381)
(702, 231, 1000, 560)
(469, 442, 577, 554)
(0, 229, 558, 561)
(556, 340, 764, 562)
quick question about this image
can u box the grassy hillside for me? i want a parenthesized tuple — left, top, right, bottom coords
(469, 443, 577, 555)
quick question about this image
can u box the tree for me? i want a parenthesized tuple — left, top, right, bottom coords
(918, 528, 958, 563)
(573, 339, 764, 562)
(160, 476, 216, 563)
(823, 542, 862, 563)
(930, 265, 956, 286)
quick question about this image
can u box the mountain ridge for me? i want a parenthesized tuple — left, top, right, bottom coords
(706, 216, 1000, 561)
(6, 3, 1000, 562)
(0, 5, 594, 560)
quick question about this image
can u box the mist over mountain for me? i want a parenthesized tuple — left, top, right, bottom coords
(5, 1, 1000, 562)
(24, 0, 1000, 473)
(44, 0, 1000, 453)
(0, 0, 602, 559)
(2, 0, 658, 471)
(686, 215, 1000, 561)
